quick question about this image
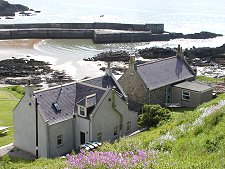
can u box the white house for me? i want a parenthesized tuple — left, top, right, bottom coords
(14, 69, 138, 158)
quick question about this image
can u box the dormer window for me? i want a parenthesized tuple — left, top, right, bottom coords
(78, 106, 86, 117)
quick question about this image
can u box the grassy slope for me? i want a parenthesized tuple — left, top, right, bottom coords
(99, 94, 225, 168)
(0, 87, 20, 147)
(1, 88, 225, 168)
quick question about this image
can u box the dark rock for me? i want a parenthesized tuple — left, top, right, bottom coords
(0, 0, 29, 16)
(0, 58, 73, 86)
(84, 50, 130, 62)
(169, 31, 223, 39)
(138, 47, 176, 59)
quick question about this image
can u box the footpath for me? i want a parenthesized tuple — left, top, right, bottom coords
(0, 143, 14, 157)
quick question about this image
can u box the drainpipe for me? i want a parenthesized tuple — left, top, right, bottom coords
(35, 97, 39, 159)
(112, 89, 123, 136)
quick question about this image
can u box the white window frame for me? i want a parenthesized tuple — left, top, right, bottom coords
(127, 121, 131, 132)
(78, 106, 87, 117)
(182, 91, 190, 101)
(57, 134, 63, 146)
(114, 126, 118, 136)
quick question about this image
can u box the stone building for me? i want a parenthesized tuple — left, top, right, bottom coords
(118, 46, 212, 108)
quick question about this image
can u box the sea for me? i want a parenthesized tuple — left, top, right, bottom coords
(0, 0, 225, 80)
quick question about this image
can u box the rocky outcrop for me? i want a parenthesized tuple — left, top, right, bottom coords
(0, 0, 29, 16)
(169, 31, 223, 39)
(138, 47, 176, 59)
(0, 58, 73, 86)
(84, 50, 130, 62)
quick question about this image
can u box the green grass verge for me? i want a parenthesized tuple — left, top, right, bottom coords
(0, 100, 18, 146)
(0, 86, 23, 147)
(196, 75, 224, 83)
(0, 156, 67, 169)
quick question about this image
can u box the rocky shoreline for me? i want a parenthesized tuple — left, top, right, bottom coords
(84, 43, 225, 72)
(169, 31, 223, 39)
(0, 58, 73, 87)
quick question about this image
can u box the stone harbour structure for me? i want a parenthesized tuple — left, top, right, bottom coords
(0, 22, 169, 43)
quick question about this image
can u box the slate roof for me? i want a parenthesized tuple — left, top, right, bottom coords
(34, 82, 106, 125)
(83, 75, 127, 98)
(137, 56, 195, 90)
(77, 94, 97, 108)
(173, 81, 212, 92)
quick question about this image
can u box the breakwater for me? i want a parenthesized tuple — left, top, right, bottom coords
(0, 22, 169, 43)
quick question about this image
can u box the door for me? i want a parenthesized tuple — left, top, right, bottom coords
(80, 132, 85, 145)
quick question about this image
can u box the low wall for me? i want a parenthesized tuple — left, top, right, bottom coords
(0, 22, 164, 33)
(0, 29, 94, 39)
(93, 31, 170, 43)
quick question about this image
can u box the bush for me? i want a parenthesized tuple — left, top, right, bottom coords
(10, 86, 25, 95)
(138, 104, 171, 128)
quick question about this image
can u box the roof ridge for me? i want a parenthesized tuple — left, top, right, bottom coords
(137, 56, 177, 67)
(34, 81, 77, 94)
(77, 81, 107, 91)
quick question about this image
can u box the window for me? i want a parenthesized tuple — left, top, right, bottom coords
(78, 106, 86, 117)
(114, 126, 118, 136)
(57, 134, 63, 146)
(97, 132, 102, 142)
(127, 121, 131, 132)
(52, 102, 61, 112)
(182, 91, 190, 101)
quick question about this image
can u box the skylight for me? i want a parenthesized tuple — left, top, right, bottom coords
(52, 102, 61, 112)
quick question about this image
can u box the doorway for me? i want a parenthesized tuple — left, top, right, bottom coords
(80, 132, 85, 144)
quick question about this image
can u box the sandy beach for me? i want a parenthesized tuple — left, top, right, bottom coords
(0, 39, 42, 49)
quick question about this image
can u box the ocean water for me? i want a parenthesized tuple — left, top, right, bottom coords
(0, 0, 225, 79)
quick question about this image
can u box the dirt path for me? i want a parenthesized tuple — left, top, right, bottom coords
(0, 90, 19, 101)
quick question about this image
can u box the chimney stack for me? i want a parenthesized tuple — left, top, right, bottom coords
(129, 55, 137, 70)
(176, 45, 184, 58)
(25, 80, 34, 97)
(105, 62, 112, 76)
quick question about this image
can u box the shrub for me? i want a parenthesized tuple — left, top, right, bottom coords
(10, 85, 25, 95)
(138, 104, 171, 128)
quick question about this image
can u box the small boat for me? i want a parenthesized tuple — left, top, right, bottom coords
(35, 11, 41, 13)
(100, 14, 104, 17)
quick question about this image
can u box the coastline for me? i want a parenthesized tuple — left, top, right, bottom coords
(0, 36, 225, 83)
(0, 39, 42, 48)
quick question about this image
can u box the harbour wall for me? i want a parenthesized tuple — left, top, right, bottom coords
(0, 23, 164, 33)
(0, 23, 169, 43)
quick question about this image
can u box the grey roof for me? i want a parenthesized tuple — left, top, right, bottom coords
(83, 75, 127, 98)
(173, 81, 212, 92)
(34, 82, 106, 125)
(77, 94, 97, 108)
(137, 56, 195, 90)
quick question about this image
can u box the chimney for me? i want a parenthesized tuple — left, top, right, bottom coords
(25, 80, 34, 97)
(176, 44, 184, 58)
(105, 62, 112, 76)
(129, 55, 137, 70)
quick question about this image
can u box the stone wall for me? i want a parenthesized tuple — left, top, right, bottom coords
(0, 23, 164, 33)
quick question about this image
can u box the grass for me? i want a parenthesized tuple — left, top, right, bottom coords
(0, 156, 67, 169)
(97, 93, 225, 168)
(196, 75, 224, 83)
(0, 87, 22, 147)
